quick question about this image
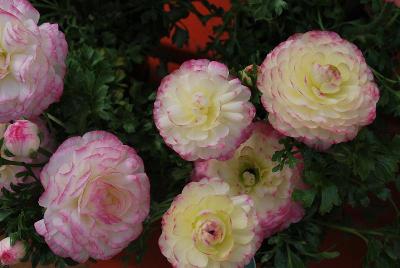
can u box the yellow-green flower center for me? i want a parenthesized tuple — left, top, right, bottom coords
(240, 168, 259, 187)
(310, 64, 342, 95)
(193, 211, 233, 260)
(0, 49, 10, 79)
(189, 91, 220, 127)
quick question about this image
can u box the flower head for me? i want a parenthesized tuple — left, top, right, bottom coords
(154, 59, 255, 161)
(0, 0, 67, 122)
(0, 237, 26, 266)
(4, 120, 40, 157)
(386, 0, 400, 7)
(194, 122, 305, 237)
(257, 31, 379, 150)
(34, 131, 150, 262)
(159, 178, 261, 268)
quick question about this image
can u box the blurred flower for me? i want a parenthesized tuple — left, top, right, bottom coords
(0, 0, 67, 122)
(258, 31, 379, 150)
(0, 237, 26, 266)
(35, 131, 150, 262)
(154, 59, 255, 161)
(194, 122, 305, 237)
(4, 120, 40, 158)
(159, 178, 261, 268)
(386, 0, 400, 7)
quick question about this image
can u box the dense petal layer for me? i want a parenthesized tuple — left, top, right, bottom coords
(35, 131, 150, 262)
(257, 31, 379, 150)
(159, 178, 262, 268)
(0, 1, 67, 122)
(154, 59, 255, 161)
(193, 122, 305, 237)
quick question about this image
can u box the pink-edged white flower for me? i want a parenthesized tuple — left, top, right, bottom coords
(0, 117, 52, 193)
(0, 237, 26, 266)
(4, 120, 40, 157)
(0, 123, 25, 192)
(386, 0, 400, 7)
(258, 31, 379, 150)
(194, 122, 305, 237)
(154, 59, 255, 161)
(0, 0, 68, 122)
(159, 178, 261, 268)
(34, 131, 150, 263)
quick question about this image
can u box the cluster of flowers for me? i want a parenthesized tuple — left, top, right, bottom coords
(0, 0, 381, 267)
(154, 31, 379, 267)
(0, 0, 151, 265)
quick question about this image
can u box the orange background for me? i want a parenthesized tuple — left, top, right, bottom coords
(91, 1, 398, 267)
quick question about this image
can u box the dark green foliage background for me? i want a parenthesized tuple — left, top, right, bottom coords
(0, 0, 399, 267)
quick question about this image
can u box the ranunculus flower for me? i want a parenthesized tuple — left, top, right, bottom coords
(154, 59, 255, 161)
(0, 123, 25, 192)
(386, 0, 400, 7)
(193, 122, 305, 237)
(159, 178, 261, 268)
(0, 237, 26, 266)
(34, 131, 150, 262)
(4, 120, 40, 157)
(0, 0, 68, 122)
(257, 31, 379, 150)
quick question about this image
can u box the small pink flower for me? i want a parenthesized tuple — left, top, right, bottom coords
(0, 237, 26, 266)
(386, 0, 400, 7)
(4, 120, 40, 157)
(0, 0, 68, 122)
(35, 131, 150, 263)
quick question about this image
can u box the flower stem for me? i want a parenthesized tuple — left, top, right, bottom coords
(45, 113, 67, 129)
(314, 220, 369, 244)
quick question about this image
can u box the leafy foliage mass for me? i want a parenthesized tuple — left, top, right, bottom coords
(0, 0, 399, 267)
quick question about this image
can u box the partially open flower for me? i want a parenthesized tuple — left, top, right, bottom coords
(154, 59, 255, 161)
(0, 237, 26, 266)
(4, 120, 40, 158)
(258, 31, 379, 150)
(159, 178, 261, 268)
(0, 123, 25, 192)
(193, 122, 305, 237)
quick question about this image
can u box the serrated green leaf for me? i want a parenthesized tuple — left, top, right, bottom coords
(320, 184, 341, 215)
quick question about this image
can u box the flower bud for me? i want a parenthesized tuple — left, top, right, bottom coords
(4, 120, 40, 157)
(0, 237, 26, 266)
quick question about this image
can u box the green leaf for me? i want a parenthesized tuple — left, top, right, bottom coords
(172, 26, 189, 48)
(319, 184, 341, 215)
(292, 189, 317, 208)
(0, 210, 12, 221)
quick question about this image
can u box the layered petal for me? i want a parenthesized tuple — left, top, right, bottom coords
(159, 178, 262, 268)
(35, 131, 150, 263)
(257, 31, 379, 150)
(0, 1, 67, 122)
(154, 59, 255, 161)
(193, 122, 305, 237)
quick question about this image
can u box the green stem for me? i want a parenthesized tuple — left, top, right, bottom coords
(314, 221, 369, 244)
(23, 164, 40, 183)
(388, 196, 400, 217)
(0, 158, 45, 168)
(45, 113, 67, 129)
(38, 147, 52, 158)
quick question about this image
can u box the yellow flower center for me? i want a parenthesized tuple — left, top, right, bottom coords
(193, 211, 233, 260)
(310, 64, 342, 95)
(0, 49, 10, 80)
(237, 146, 275, 193)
